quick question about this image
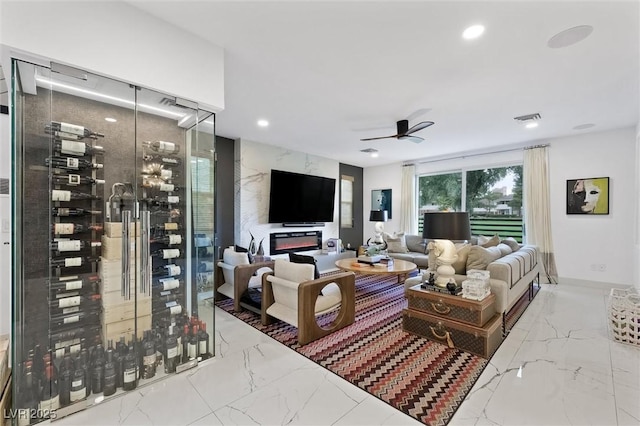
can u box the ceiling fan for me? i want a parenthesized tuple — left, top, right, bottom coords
(360, 119, 434, 144)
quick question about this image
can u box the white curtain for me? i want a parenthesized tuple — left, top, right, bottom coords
(400, 164, 417, 234)
(524, 146, 558, 284)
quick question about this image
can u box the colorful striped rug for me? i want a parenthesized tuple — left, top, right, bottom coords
(216, 273, 489, 425)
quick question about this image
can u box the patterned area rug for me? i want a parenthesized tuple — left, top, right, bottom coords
(216, 274, 489, 426)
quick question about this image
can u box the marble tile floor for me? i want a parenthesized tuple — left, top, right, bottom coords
(53, 281, 640, 426)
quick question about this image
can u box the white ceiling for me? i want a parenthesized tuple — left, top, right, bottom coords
(129, 1, 639, 168)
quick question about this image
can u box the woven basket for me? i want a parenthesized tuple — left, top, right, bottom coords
(607, 287, 640, 346)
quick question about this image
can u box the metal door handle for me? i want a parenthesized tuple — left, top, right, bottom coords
(122, 211, 131, 300)
(141, 211, 150, 295)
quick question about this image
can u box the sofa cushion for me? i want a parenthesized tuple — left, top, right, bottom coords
(466, 246, 502, 270)
(478, 234, 500, 248)
(497, 243, 513, 257)
(385, 232, 409, 253)
(488, 245, 538, 289)
(452, 243, 471, 274)
(405, 235, 427, 254)
(501, 237, 520, 252)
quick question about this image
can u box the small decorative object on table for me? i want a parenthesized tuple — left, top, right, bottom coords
(461, 269, 491, 301)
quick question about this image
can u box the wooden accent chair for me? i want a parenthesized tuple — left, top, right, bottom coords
(261, 259, 356, 345)
(215, 247, 274, 312)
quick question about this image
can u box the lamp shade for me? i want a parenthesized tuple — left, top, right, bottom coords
(422, 212, 471, 241)
(369, 210, 388, 222)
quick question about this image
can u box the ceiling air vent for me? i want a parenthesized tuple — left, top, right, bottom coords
(360, 148, 378, 154)
(513, 113, 541, 122)
(0, 178, 9, 195)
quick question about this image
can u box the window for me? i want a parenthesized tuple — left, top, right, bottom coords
(340, 175, 354, 228)
(417, 165, 523, 241)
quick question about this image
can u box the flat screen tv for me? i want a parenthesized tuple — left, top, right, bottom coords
(268, 169, 336, 224)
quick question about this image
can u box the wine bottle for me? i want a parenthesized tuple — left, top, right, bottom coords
(50, 256, 100, 268)
(91, 344, 105, 394)
(51, 240, 102, 253)
(47, 130, 84, 141)
(151, 222, 182, 233)
(198, 261, 214, 272)
(79, 349, 92, 396)
(144, 140, 180, 154)
(153, 291, 180, 308)
(163, 333, 178, 374)
(58, 354, 73, 407)
(142, 153, 182, 166)
(52, 189, 101, 202)
(142, 180, 181, 192)
(194, 236, 212, 248)
(46, 156, 103, 170)
(141, 331, 156, 380)
(150, 208, 182, 219)
(50, 293, 101, 311)
(122, 345, 138, 391)
(198, 321, 210, 360)
(51, 309, 98, 328)
(150, 234, 183, 245)
(151, 248, 181, 260)
(114, 337, 126, 389)
(52, 207, 102, 217)
(154, 300, 183, 317)
(152, 264, 181, 278)
(51, 174, 105, 187)
(144, 195, 180, 207)
(181, 324, 190, 363)
(188, 324, 199, 360)
(53, 223, 103, 235)
(152, 277, 182, 292)
(46, 121, 105, 139)
(19, 361, 39, 425)
(103, 345, 117, 397)
(39, 356, 60, 411)
(49, 274, 100, 292)
(53, 139, 105, 156)
(69, 359, 86, 402)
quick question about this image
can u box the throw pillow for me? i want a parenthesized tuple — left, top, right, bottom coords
(497, 243, 513, 257)
(405, 234, 427, 253)
(289, 252, 320, 279)
(223, 248, 250, 266)
(501, 237, 520, 252)
(385, 232, 409, 253)
(466, 246, 502, 271)
(452, 243, 471, 275)
(478, 234, 500, 248)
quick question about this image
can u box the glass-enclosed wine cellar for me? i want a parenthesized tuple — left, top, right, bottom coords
(11, 59, 216, 423)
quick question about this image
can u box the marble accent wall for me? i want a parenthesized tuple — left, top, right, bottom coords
(234, 139, 339, 255)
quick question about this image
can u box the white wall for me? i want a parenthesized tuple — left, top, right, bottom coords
(235, 139, 340, 255)
(364, 128, 637, 287)
(550, 127, 636, 286)
(0, 0, 224, 112)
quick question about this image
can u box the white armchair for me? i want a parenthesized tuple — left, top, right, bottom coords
(261, 259, 355, 345)
(215, 247, 273, 312)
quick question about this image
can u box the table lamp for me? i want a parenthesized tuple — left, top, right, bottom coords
(422, 212, 471, 287)
(368, 210, 388, 245)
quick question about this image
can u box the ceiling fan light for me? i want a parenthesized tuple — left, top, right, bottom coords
(463, 25, 485, 40)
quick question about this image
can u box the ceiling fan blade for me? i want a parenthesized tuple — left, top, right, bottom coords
(360, 134, 399, 141)
(405, 121, 434, 135)
(399, 135, 424, 144)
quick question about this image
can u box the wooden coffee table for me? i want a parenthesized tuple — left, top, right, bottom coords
(335, 258, 418, 283)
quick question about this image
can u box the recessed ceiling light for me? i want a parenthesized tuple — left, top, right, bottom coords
(257, 119, 269, 127)
(105, 117, 117, 123)
(548, 25, 593, 49)
(462, 25, 485, 40)
(525, 122, 538, 129)
(371, 152, 379, 158)
(573, 123, 595, 130)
